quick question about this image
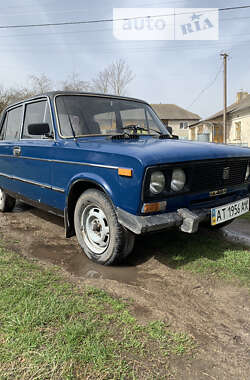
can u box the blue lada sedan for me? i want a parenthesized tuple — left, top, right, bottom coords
(0, 92, 249, 265)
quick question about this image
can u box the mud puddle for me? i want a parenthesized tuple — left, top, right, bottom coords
(3, 202, 138, 285)
(29, 240, 138, 284)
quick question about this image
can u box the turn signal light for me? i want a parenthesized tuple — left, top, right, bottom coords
(142, 201, 167, 213)
(118, 168, 132, 177)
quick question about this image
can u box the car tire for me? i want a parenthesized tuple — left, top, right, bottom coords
(0, 188, 16, 212)
(74, 189, 135, 265)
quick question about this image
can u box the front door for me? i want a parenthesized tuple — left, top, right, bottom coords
(13, 98, 55, 203)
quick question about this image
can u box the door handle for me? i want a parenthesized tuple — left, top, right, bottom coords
(13, 146, 21, 156)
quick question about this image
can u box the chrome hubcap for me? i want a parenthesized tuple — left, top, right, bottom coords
(81, 205, 110, 254)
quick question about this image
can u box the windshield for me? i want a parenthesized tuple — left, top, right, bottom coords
(55, 95, 169, 137)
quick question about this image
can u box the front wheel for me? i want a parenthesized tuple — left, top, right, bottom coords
(0, 188, 16, 212)
(74, 189, 135, 265)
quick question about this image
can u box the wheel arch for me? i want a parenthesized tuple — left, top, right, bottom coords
(64, 177, 113, 238)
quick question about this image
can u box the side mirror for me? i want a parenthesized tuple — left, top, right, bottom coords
(27, 123, 50, 135)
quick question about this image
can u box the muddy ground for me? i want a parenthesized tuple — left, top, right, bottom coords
(0, 202, 249, 380)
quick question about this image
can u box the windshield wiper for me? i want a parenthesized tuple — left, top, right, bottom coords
(121, 124, 161, 135)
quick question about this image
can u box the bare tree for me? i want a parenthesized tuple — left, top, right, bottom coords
(0, 74, 53, 112)
(92, 68, 110, 94)
(0, 86, 33, 113)
(28, 74, 53, 94)
(60, 72, 91, 92)
(92, 59, 135, 95)
(107, 59, 135, 96)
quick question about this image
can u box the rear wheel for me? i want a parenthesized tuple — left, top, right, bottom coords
(74, 189, 135, 265)
(0, 188, 16, 212)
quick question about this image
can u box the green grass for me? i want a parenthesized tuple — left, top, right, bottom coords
(139, 229, 250, 287)
(0, 247, 194, 380)
(240, 211, 250, 221)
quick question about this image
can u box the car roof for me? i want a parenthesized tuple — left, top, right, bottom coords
(5, 91, 149, 110)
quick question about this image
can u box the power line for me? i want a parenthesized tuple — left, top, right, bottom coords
(0, 5, 249, 29)
(0, 14, 248, 40)
(187, 63, 224, 109)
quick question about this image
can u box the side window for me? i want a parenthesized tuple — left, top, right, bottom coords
(0, 113, 8, 140)
(22, 100, 53, 139)
(4, 106, 23, 140)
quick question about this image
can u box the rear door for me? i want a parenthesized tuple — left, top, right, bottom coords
(0, 105, 23, 193)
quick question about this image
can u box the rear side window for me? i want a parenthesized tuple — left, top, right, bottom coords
(4, 106, 23, 140)
(22, 100, 53, 139)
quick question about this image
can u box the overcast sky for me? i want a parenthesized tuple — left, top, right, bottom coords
(0, 0, 250, 118)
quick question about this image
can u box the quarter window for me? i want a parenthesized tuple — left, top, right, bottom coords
(22, 100, 52, 139)
(4, 106, 23, 140)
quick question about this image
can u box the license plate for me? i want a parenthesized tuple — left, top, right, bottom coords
(211, 198, 249, 226)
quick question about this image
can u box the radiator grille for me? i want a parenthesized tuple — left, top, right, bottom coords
(191, 159, 249, 192)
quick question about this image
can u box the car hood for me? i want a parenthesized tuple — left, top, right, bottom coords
(75, 136, 250, 167)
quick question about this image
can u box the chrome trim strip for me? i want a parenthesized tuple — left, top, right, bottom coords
(13, 175, 51, 189)
(0, 171, 65, 193)
(209, 188, 227, 197)
(52, 186, 65, 193)
(0, 171, 11, 179)
(52, 159, 119, 170)
(0, 153, 118, 169)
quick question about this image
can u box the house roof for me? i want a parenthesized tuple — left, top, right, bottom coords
(189, 93, 250, 128)
(151, 104, 200, 121)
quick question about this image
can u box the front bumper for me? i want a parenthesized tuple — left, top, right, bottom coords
(117, 207, 211, 235)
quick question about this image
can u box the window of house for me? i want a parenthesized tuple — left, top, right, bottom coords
(22, 100, 53, 139)
(235, 121, 241, 140)
(4, 106, 23, 140)
(180, 121, 188, 129)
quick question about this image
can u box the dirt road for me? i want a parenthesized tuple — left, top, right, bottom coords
(0, 202, 249, 379)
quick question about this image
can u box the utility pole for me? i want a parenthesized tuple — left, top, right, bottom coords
(220, 53, 228, 144)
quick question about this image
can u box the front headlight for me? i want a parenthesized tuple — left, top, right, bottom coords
(171, 168, 186, 191)
(245, 164, 250, 181)
(150, 171, 165, 194)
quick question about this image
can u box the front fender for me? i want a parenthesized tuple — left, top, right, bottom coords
(64, 173, 115, 238)
(66, 172, 114, 201)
